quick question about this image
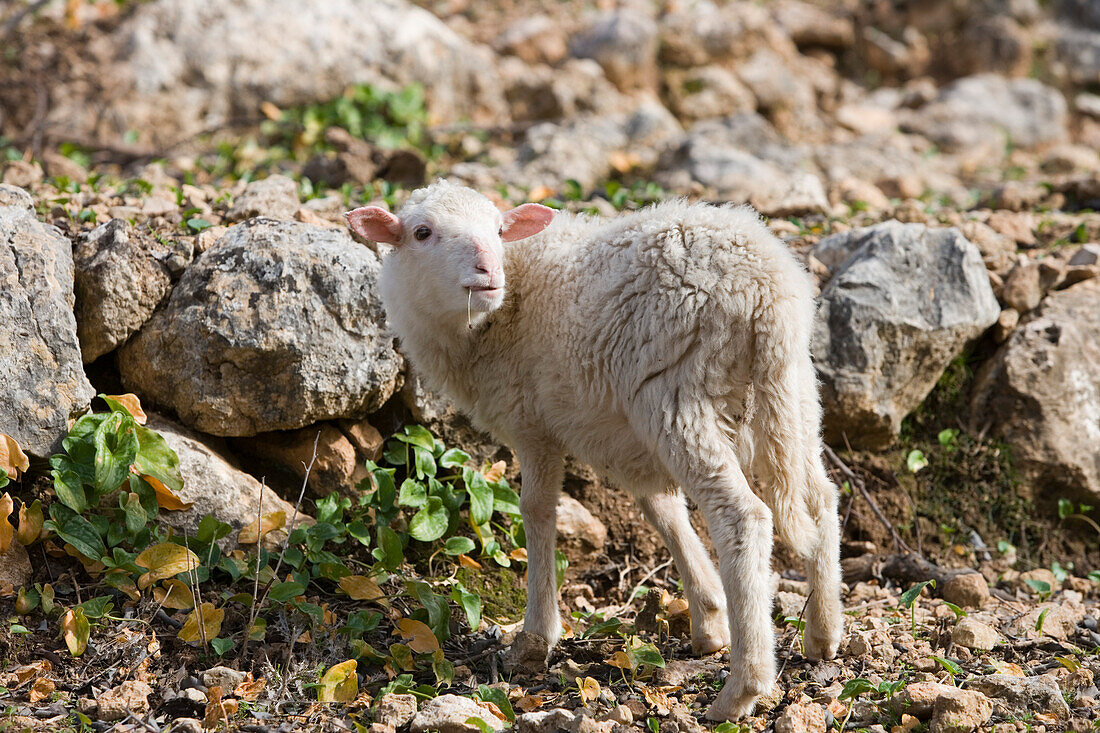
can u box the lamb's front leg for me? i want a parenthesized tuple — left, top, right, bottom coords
(516, 445, 565, 645)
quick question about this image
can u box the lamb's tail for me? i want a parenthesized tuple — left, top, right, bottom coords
(748, 290, 821, 559)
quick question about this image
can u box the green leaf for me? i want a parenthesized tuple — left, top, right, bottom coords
(906, 449, 928, 473)
(397, 425, 436, 451)
(464, 468, 493, 526)
(46, 503, 106, 560)
(1035, 607, 1050, 633)
(451, 584, 482, 630)
(465, 717, 493, 733)
(942, 601, 966, 620)
(185, 217, 212, 233)
(0, 467, 7, 490)
(77, 595, 114, 619)
(899, 579, 935, 608)
(398, 479, 427, 508)
(931, 656, 963, 677)
(443, 536, 476, 556)
(408, 580, 449, 642)
(1058, 498, 1074, 519)
(93, 411, 138, 493)
(409, 496, 449, 542)
(491, 482, 521, 517)
(628, 640, 666, 669)
(132, 424, 184, 495)
(197, 515, 233, 545)
(1024, 578, 1051, 596)
(412, 446, 436, 479)
(51, 468, 87, 513)
(555, 549, 569, 590)
(477, 685, 515, 722)
(268, 581, 306, 602)
(937, 428, 959, 447)
(839, 678, 875, 700)
(122, 492, 146, 535)
(210, 637, 234, 656)
(376, 525, 404, 571)
(439, 448, 470, 468)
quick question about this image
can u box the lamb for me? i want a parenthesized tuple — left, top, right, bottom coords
(346, 180, 843, 721)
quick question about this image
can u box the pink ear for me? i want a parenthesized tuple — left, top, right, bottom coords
(501, 203, 555, 242)
(345, 206, 402, 245)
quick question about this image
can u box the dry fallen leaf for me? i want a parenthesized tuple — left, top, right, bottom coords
(458, 555, 482, 570)
(338, 575, 385, 603)
(238, 510, 286, 544)
(577, 676, 601, 705)
(318, 660, 358, 702)
(642, 686, 673, 715)
(135, 543, 200, 590)
(142, 474, 193, 511)
(16, 500, 43, 545)
(395, 618, 440, 654)
(29, 676, 55, 704)
(509, 547, 528, 562)
(0, 434, 29, 481)
(104, 393, 147, 424)
(235, 674, 266, 702)
(153, 579, 196, 610)
(0, 493, 13, 553)
(891, 713, 921, 733)
(260, 101, 282, 120)
(178, 602, 224, 645)
(483, 460, 507, 483)
(606, 651, 633, 670)
(12, 660, 51, 687)
(527, 185, 555, 202)
(515, 694, 546, 713)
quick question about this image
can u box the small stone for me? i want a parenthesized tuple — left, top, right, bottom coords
(227, 175, 300, 221)
(987, 211, 1037, 247)
(0, 542, 32, 589)
(167, 719, 204, 733)
(1, 160, 44, 188)
(964, 675, 1071, 720)
(409, 694, 506, 733)
(775, 702, 828, 733)
(96, 680, 153, 722)
(369, 725, 396, 733)
(929, 689, 993, 733)
(1068, 243, 1100, 266)
(992, 309, 1019, 344)
(518, 709, 575, 733)
(600, 705, 632, 725)
(942, 573, 990, 608)
(1019, 568, 1059, 592)
(1001, 262, 1042, 312)
(556, 495, 607, 553)
(202, 666, 246, 692)
(377, 693, 418, 728)
(180, 687, 207, 704)
(892, 682, 957, 719)
(951, 618, 1001, 651)
(503, 631, 550, 674)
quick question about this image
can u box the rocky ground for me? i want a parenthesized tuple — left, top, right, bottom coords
(0, 0, 1099, 731)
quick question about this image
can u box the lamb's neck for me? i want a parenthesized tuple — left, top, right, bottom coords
(391, 304, 489, 411)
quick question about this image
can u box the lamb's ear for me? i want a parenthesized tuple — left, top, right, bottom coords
(345, 206, 402, 245)
(501, 203, 555, 242)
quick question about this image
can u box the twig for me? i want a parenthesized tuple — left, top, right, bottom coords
(824, 444, 911, 554)
(606, 558, 674, 618)
(776, 590, 813, 681)
(268, 431, 319, 589)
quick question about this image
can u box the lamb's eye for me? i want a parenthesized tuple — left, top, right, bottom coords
(498, 226, 504, 237)
(414, 225, 432, 241)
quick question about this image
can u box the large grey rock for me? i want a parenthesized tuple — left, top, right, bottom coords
(409, 694, 505, 733)
(1054, 26, 1100, 86)
(73, 219, 173, 362)
(970, 279, 1100, 503)
(901, 74, 1067, 152)
(226, 175, 300, 222)
(53, 0, 507, 145)
(148, 414, 307, 546)
(119, 218, 401, 436)
(569, 10, 659, 92)
(813, 222, 999, 449)
(0, 185, 95, 458)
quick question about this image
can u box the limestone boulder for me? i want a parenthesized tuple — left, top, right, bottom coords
(119, 218, 401, 436)
(813, 222, 999, 448)
(971, 279, 1100, 503)
(0, 185, 95, 458)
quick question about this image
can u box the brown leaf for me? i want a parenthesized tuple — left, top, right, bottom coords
(16, 500, 43, 545)
(135, 543, 200, 590)
(234, 674, 266, 702)
(394, 618, 439, 654)
(0, 434, 29, 481)
(458, 555, 482, 570)
(143, 474, 193, 511)
(178, 602, 224, 645)
(515, 694, 546, 713)
(29, 676, 54, 703)
(577, 676, 600, 705)
(527, 185, 555, 202)
(103, 393, 147, 424)
(483, 460, 507, 483)
(203, 685, 225, 729)
(238, 510, 286, 545)
(153, 579, 196, 610)
(0, 493, 13, 554)
(338, 575, 385, 603)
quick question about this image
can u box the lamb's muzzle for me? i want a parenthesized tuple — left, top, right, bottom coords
(346, 180, 844, 722)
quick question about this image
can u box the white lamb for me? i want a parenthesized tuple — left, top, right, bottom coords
(346, 181, 842, 721)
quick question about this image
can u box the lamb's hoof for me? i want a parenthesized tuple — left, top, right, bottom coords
(502, 630, 550, 674)
(803, 628, 841, 661)
(705, 680, 781, 722)
(691, 616, 730, 656)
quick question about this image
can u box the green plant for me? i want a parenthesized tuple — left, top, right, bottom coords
(898, 579, 935, 636)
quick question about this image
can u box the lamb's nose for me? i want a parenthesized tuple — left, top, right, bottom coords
(475, 262, 490, 274)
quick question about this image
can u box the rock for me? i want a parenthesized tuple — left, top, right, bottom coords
(120, 218, 401, 436)
(377, 693, 418, 729)
(0, 184, 95, 458)
(409, 694, 506, 733)
(964, 675, 1072, 720)
(771, 0, 854, 50)
(892, 682, 957, 719)
(227, 175, 300, 222)
(813, 222, 1000, 449)
(942, 573, 990, 608)
(518, 709, 576, 733)
(951, 618, 1001, 651)
(233, 423, 357, 495)
(502, 631, 549, 675)
(95, 680, 153, 722)
(570, 10, 658, 92)
(831, 178, 892, 212)
(1016, 603, 1078, 640)
(1001, 262, 1042, 312)
(0, 542, 32, 589)
(957, 221, 1015, 274)
(663, 66, 756, 124)
(901, 75, 1067, 153)
(660, 704, 706, 733)
(167, 718, 203, 733)
(72, 219, 173, 362)
(736, 48, 823, 135)
(369, 725, 396, 733)
(955, 17, 1032, 78)
(147, 414, 308, 546)
(62, 0, 506, 145)
(929, 688, 993, 733)
(1054, 26, 1100, 87)
(987, 211, 1037, 247)
(600, 705, 632, 726)
(339, 417, 384, 461)
(494, 15, 567, 66)
(749, 173, 829, 217)
(202, 666, 247, 691)
(992, 308, 1019, 343)
(658, 2, 772, 68)
(1069, 243, 1100, 266)
(971, 279, 1100, 503)
(775, 702, 827, 733)
(1, 160, 44, 188)
(556, 494, 607, 554)
(654, 658, 723, 687)
(775, 591, 808, 619)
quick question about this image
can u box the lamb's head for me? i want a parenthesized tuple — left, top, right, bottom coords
(345, 180, 554, 316)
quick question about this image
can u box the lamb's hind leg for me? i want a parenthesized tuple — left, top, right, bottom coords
(801, 456, 843, 660)
(637, 491, 729, 655)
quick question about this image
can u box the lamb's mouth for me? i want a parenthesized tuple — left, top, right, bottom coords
(468, 286, 502, 294)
